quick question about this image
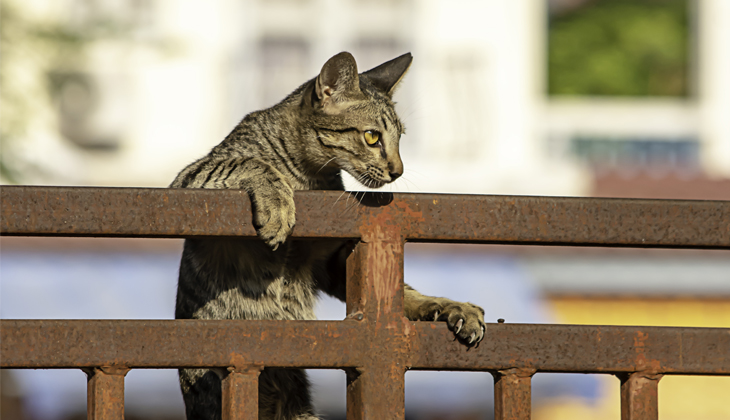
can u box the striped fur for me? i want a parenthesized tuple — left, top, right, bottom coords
(171, 52, 485, 420)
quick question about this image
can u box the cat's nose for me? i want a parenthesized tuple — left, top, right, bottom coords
(388, 159, 403, 181)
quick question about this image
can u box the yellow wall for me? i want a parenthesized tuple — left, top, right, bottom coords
(534, 297, 730, 420)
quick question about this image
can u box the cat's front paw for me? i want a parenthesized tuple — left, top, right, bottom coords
(251, 189, 296, 251)
(431, 301, 486, 346)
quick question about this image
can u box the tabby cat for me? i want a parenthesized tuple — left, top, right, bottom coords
(171, 52, 485, 420)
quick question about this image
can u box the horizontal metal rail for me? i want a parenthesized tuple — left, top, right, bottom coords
(2, 320, 728, 374)
(2, 186, 730, 420)
(2, 186, 729, 247)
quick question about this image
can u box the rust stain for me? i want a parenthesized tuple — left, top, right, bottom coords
(633, 331, 648, 368)
(229, 353, 248, 367)
(357, 200, 406, 321)
(358, 195, 425, 242)
(400, 317, 412, 337)
(368, 236, 400, 318)
(394, 199, 426, 225)
(634, 331, 648, 349)
(633, 330, 662, 371)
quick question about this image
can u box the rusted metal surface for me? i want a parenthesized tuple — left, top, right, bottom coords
(221, 367, 261, 420)
(619, 372, 662, 420)
(3, 320, 729, 374)
(493, 368, 535, 420)
(345, 240, 407, 419)
(346, 366, 405, 420)
(3, 185, 730, 419)
(86, 367, 128, 420)
(410, 323, 730, 374)
(2, 186, 729, 248)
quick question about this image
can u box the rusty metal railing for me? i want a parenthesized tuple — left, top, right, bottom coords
(1, 186, 729, 420)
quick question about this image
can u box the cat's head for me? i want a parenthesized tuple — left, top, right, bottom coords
(306, 52, 412, 189)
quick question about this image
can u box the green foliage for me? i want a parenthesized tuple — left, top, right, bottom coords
(548, 0, 690, 97)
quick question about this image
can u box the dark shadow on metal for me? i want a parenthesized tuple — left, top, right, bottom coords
(347, 191, 394, 207)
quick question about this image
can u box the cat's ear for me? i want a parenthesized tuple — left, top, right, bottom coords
(315, 52, 363, 112)
(361, 52, 413, 96)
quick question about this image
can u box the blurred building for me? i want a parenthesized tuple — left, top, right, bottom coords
(2, 1, 729, 420)
(4, 0, 729, 193)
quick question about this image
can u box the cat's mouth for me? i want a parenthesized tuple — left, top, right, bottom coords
(355, 165, 391, 189)
(358, 175, 387, 189)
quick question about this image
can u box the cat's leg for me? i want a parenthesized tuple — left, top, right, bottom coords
(241, 162, 296, 251)
(178, 367, 320, 420)
(316, 239, 355, 301)
(317, 243, 486, 346)
(404, 284, 486, 345)
(179, 368, 222, 420)
(176, 245, 224, 420)
(259, 368, 320, 420)
(172, 156, 296, 250)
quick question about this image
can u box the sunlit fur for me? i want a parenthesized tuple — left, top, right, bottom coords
(170, 52, 485, 420)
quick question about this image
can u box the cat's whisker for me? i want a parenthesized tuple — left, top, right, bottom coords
(340, 191, 354, 213)
(395, 174, 420, 192)
(333, 189, 349, 209)
(315, 157, 337, 175)
(345, 194, 355, 212)
(401, 168, 428, 181)
(350, 189, 369, 212)
(403, 179, 419, 192)
(353, 173, 369, 191)
(342, 193, 357, 214)
(346, 197, 360, 214)
(342, 188, 361, 214)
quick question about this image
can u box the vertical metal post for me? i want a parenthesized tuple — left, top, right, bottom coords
(493, 368, 535, 420)
(222, 366, 262, 420)
(86, 367, 128, 420)
(619, 372, 662, 420)
(346, 236, 405, 319)
(346, 364, 406, 420)
(345, 229, 407, 420)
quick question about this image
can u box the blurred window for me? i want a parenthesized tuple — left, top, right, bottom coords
(570, 136, 700, 174)
(547, 0, 691, 97)
(49, 71, 126, 151)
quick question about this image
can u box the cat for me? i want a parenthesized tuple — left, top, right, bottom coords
(170, 52, 486, 420)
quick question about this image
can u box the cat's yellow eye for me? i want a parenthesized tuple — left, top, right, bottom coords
(364, 130, 380, 146)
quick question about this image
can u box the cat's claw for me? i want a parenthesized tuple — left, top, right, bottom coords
(423, 301, 485, 347)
